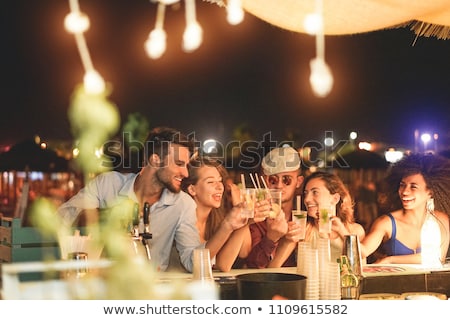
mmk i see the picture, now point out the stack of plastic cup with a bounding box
[297,241,320,300]
[321,261,341,300]
[318,237,331,299]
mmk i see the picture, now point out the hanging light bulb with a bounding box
[83,69,105,95]
[64,11,90,34]
[303,13,322,35]
[145,29,167,59]
[183,22,203,52]
[183,0,203,52]
[226,0,244,25]
[145,3,167,59]
[309,57,333,98]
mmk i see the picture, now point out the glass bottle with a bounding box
[339,255,360,299]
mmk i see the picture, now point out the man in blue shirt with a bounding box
[57,127,201,272]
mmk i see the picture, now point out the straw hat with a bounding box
[261,146,301,175]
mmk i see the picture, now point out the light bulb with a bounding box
[64,11,90,34]
[83,69,105,94]
[182,22,203,52]
[303,13,322,35]
[227,0,244,25]
[145,29,167,59]
[309,57,333,98]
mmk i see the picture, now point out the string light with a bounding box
[65,0,105,95]
[145,0,242,59]
[226,0,244,25]
[182,0,203,52]
[308,0,333,98]
[144,3,167,59]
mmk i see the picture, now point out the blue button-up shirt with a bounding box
[57,171,201,272]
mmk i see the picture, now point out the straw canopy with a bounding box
[240,0,450,39]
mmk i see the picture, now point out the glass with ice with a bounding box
[318,205,336,234]
[292,210,307,241]
[239,188,256,218]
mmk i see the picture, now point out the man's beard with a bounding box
[155,167,181,193]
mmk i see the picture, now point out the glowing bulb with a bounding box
[303,13,322,35]
[227,0,244,25]
[309,57,333,97]
[83,69,105,94]
[182,22,203,52]
[64,11,90,34]
[145,29,167,59]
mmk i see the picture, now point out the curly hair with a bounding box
[383,153,450,214]
[301,170,356,225]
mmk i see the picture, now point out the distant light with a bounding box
[385,148,404,163]
[40,142,47,149]
[94,148,103,158]
[324,137,334,147]
[203,139,217,154]
[358,142,372,151]
[349,132,357,140]
[421,133,431,143]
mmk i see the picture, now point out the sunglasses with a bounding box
[268,175,294,186]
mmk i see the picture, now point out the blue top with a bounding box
[382,212,421,256]
[57,171,201,272]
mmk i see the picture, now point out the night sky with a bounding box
[2,0,450,151]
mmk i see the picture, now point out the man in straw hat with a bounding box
[245,146,304,268]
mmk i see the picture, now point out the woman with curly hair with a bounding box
[268,170,365,266]
[360,153,450,264]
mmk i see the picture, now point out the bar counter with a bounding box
[2,261,450,299]
[209,264,450,299]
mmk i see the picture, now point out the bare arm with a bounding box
[360,215,390,259]
[267,237,297,268]
[215,226,251,272]
[374,253,421,264]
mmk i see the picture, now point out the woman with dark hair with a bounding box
[360,153,450,264]
[268,170,365,266]
[182,156,251,271]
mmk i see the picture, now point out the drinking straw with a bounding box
[297,195,301,210]
[259,175,269,190]
[249,173,258,190]
[240,173,246,189]
[254,173,262,189]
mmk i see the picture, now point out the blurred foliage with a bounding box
[122,112,150,147]
[68,84,120,175]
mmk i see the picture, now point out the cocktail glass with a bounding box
[268,189,282,219]
[239,188,256,218]
[318,205,336,234]
[292,210,307,241]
